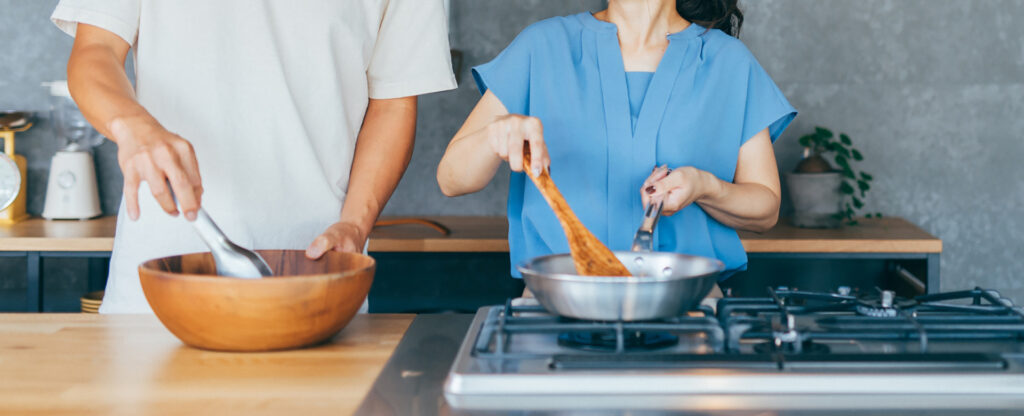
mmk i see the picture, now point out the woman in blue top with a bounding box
[438,0,796,288]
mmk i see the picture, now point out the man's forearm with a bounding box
[68,24,155,140]
[339,96,418,236]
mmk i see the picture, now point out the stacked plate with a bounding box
[81,290,104,313]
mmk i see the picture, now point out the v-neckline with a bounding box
[582,12,703,141]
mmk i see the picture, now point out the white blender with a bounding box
[42,81,103,220]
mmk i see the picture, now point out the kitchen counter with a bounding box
[0,313,414,416]
[1,216,944,312]
[0,216,941,253]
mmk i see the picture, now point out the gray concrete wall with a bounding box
[2,0,1023,304]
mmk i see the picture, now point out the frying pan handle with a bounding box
[640,197,663,234]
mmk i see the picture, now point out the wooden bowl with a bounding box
[139,250,374,352]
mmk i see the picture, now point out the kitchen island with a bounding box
[4,312,1022,416]
[0,313,413,416]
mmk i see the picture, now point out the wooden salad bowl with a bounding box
[139,249,374,352]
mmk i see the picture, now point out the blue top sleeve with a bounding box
[472,30,534,114]
[740,54,797,144]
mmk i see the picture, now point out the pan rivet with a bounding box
[661,266,673,277]
[634,257,644,266]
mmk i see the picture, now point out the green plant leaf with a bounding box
[865,213,874,218]
[835,155,849,167]
[840,181,855,194]
[799,135,812,148]
[843,168,855,179]
[840,133,852,145]
[876,212,883,218]
[851,149,863,161]
[847,220,859,226]
[815,127,834,139]
[860,172,873,181]
[857,181,870,192]
[853,197,863,208]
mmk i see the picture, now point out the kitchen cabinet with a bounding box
[0,216,941,312]
[0,313,413,415]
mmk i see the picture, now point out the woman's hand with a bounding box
[642,166,719,216]
[485,114,550,177]
[109,117,203,221]
[305,221,367,259]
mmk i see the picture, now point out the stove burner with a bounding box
[855,290,917,318]
[558,331,679,352]
[753,339,831,354]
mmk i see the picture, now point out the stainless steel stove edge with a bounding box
[444,307,1024,399]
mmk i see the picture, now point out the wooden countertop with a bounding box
[0,216,117,252]
[0,215,940,254]
[0,313,414,416]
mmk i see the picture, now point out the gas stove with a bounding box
[444,287,1024,411]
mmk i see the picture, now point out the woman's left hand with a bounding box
[642,166,716,216]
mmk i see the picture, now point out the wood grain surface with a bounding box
[0,216,117,251]
[738,217,943,253]
[0,216,941,254]
[0,313,413,416]
[139,250,375,352]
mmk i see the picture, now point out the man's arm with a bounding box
[68,23,202,220]
[305,96,417,258]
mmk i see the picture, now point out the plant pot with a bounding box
[785,171,843,229]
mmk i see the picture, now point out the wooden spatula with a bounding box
[523,144,632,276]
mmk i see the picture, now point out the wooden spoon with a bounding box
[523,144,632,276]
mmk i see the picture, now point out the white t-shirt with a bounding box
[52,0,457,313]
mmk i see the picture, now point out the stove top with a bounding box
[444,287,1024,410]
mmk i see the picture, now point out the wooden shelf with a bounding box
[0,215,941,254]
[0,313,413,416]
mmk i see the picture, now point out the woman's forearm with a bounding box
[696,170,780,233]
[437,125,503,196]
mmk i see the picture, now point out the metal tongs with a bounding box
[190,208,274,278]
[169,181,273,278]
[631,166,670,252]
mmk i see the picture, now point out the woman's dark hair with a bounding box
[676,0,744,37]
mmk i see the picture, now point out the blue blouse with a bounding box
[626,72,654,133]
[473,13,797,279]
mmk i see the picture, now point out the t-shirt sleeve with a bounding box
[741,54,797,144]
[471,28,534,115]
[367,0,458,99]
[51,0,140,45]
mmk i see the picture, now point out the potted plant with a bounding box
[785,127,880,228]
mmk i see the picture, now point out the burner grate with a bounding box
[471,300,725,360]
[717,287,1024,353]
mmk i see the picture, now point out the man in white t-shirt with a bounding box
[51,1,457,313]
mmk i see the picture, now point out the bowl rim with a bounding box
[517,251,724,283]
[138,250,376,281]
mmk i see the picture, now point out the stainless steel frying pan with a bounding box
[518,251,724,321]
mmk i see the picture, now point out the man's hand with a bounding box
[305,221,368,259]
[110,117,203,221]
